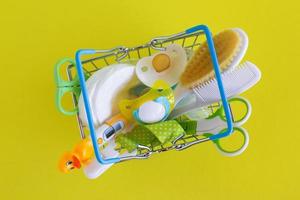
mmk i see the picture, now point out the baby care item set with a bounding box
[54,25,261,179]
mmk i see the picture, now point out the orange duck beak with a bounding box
[58,152,81,173]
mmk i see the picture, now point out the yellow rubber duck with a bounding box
[58,138,94,173]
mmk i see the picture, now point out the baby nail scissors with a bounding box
[197,96,251,132]
[54,58,90,115]
[200,126,249,157]
[196,96,251,156]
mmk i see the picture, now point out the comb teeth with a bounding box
[195,61,247,89]
[192,61,261,107]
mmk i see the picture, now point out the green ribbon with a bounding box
[116,120,185,152]
[176,120,198,135]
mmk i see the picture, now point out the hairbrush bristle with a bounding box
[180,29,242,88]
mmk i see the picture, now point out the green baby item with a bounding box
[176,117,250,157]
[116,120,185,152]
[176,120,198,135]
[54,58,90,115]
[119,80,175,122]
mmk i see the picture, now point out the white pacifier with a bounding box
[136,44,187,87]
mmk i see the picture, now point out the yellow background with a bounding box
[1,0,299,199]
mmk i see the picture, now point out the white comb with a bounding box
[169,61,261,119]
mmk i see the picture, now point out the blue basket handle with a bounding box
[75,25,233,164]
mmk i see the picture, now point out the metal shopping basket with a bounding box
[56,25,240,165]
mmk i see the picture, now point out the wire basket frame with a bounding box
[67,25,234,163]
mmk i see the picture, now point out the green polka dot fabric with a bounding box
[116,120,185,152]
